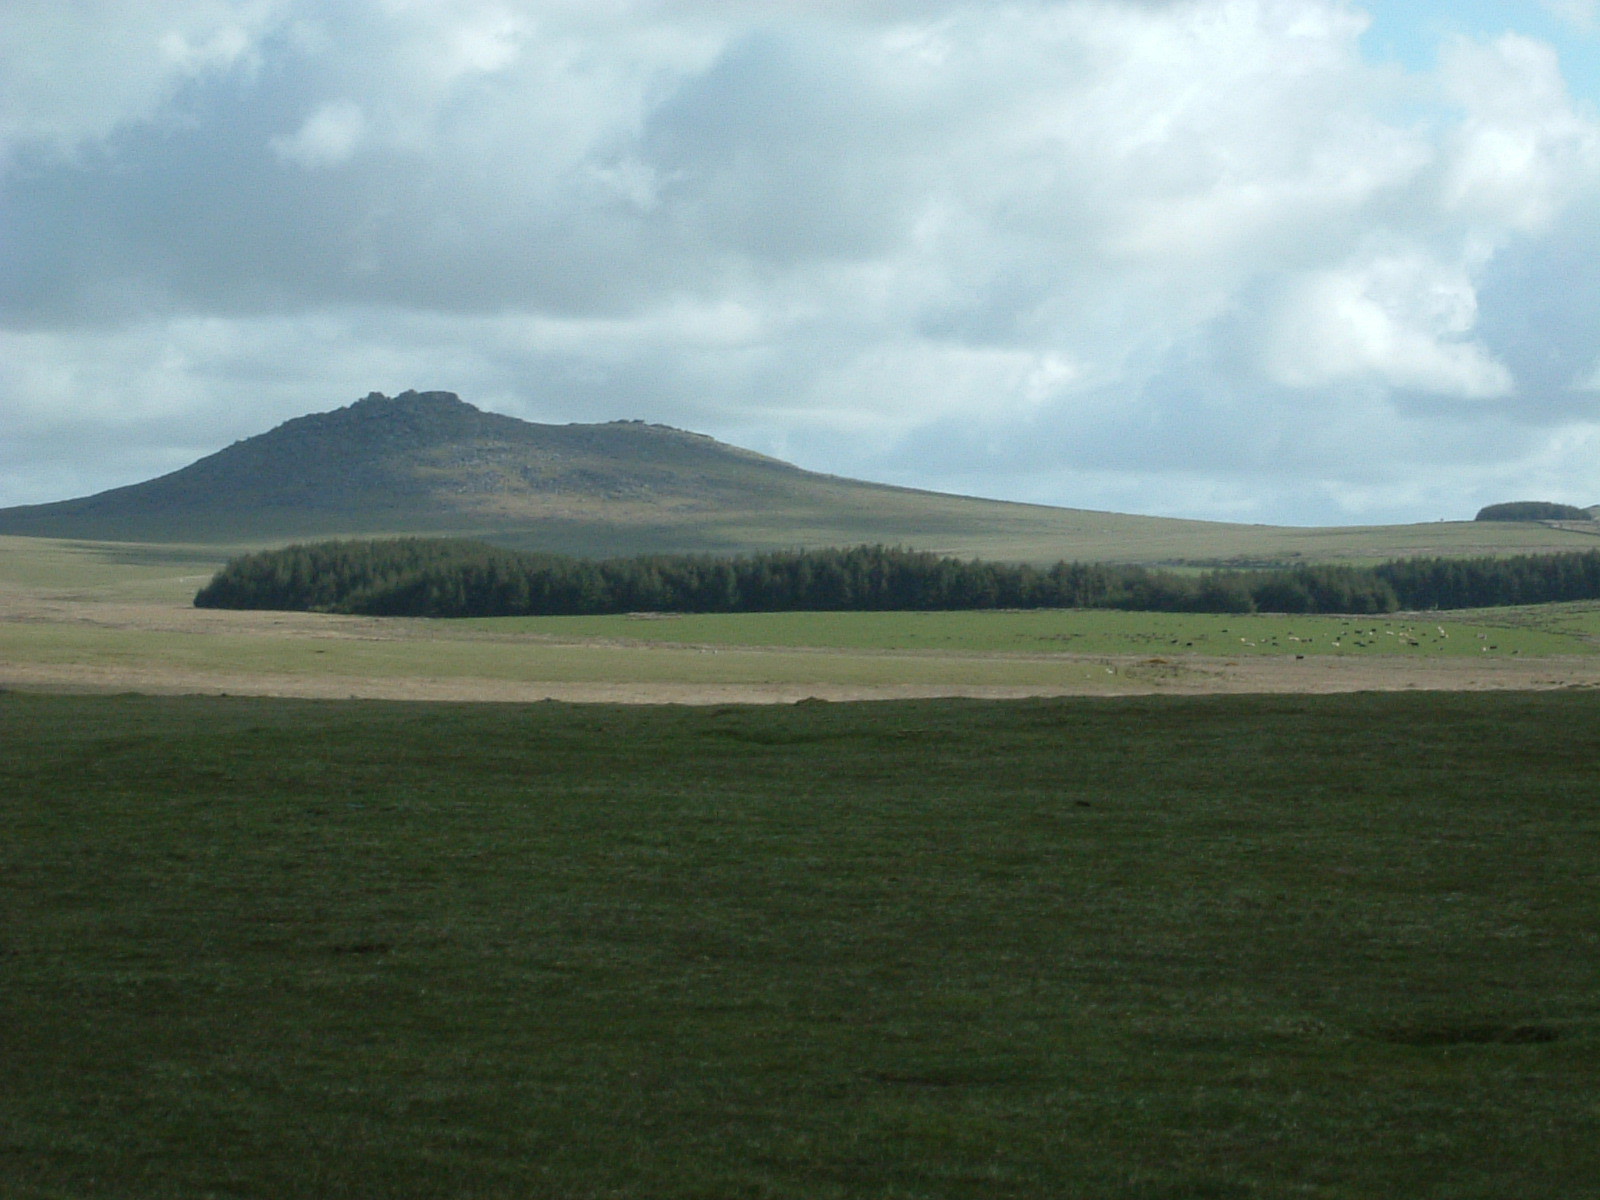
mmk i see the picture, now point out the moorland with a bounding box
[4,389,1600,563]
[6,533,1600,701]
[5,390,1600,1197]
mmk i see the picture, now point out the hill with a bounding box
[5,390,1600,564]
[1475,501,1594,522]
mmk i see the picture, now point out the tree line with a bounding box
[192,538,1600,617]
[1475,501,1592,522]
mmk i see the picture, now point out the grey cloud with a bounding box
[1473,190,1600,417]
[641,27,930,264]
[1,78,671,324]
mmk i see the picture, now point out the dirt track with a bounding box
[4,591,1599,703]
[5,656,1600,704]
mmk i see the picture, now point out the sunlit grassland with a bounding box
[6,536,1600,696]
[466,607,1600,660]
[4,690,1599,1199]
[4,603,1595,695]
[0,618,1123,689]
[0,535,227,601]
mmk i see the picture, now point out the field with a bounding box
[6,690,1600,1198]
[7,531,1600,1196]
[7,535,1600,701]
[0,536,225,600]
[466,606,1600,659]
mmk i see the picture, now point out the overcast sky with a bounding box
[4,0,1599,525]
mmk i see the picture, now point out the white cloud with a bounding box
[4,0,1600,521]
[423,5,529,78]
[1541,0,1598,33]
[272,101,367,167]
[1265,252,1514,399]
[1438,34,1600,232]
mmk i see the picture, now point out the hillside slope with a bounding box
[1,392,809,542]
[5,391,1600,563]
[0,390,1227,558]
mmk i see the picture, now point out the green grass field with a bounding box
[8,535,1600,698]
[5,691,1599,1198]
[0,535,226,602]
[0,618,1132,690]
[467,607,1600,660]
[6,595,1596,697]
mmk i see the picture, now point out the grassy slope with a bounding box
[4,393,1600,563]
[0,536,227,601]
[4,691,1599,1199]
[9,501,1600,566]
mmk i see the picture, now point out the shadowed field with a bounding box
[4,690,1599,1198]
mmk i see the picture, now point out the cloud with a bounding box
[4,0,1600,523]
[0,0,284,162]
[1438,33,1600,231]
[1542,0,1598,33]
[1263,252,1514,399]
[271,100,366,167]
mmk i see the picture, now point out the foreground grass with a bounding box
[4,691,1599,1198]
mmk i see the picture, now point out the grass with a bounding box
[6,389,1596,567]
[5,604,1594,697]
[0,535,226,602]
[8,459,1600,565]
[492,507,1600,566]
[0,618,1128,689]
[465,607,1600,659]
[6,536,1600,699]
[4,690,1599,1198]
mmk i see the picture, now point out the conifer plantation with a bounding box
[195,538,1600,618]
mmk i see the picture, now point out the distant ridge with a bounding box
[9,391,1600,564]
[0,390,1160,557]
[0,391,828,540]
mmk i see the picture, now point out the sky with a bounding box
[3,0,1599,526]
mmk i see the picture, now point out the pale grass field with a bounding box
[4,534,1600,702]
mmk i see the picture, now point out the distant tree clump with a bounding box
[198,538,1600,618]
[1474,501,1592,522]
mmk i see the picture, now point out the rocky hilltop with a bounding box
[0,391,1077,554]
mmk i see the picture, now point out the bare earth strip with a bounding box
[4,657,1599,704]
[4,592,1599,703]
[0,660,1099,704]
